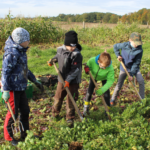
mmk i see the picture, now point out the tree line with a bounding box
[48,8,150,25]
[49,12,121,23]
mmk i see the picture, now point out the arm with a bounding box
[114,43,125,57]
[130,51,143,77]
[2,53,18,91]
[65,53,82,83]
[47,53,58,66]
[99,68,115,94]
[86,58,92,69]
[27,70,36,83]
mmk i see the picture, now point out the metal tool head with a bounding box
[11,121,24,139]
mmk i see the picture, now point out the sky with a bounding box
[0,0,149,18]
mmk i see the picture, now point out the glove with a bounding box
[83,101,90,116]
[2,91,10,102]
[47,59,53,67]
[84,66,90,74]
[47,59,57,67]
[34,80,44,93]
[96,89,103,96]
[64,81,69,88]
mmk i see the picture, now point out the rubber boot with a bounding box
[83,92,91,117]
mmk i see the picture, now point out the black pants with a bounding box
[4,91,30,141]
[85,78,110,106]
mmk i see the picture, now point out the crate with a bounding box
[0,91,5,104]
[25,82,33,99]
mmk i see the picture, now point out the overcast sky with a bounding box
[0,0,149,18]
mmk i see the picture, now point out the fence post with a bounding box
[83,21,85,29]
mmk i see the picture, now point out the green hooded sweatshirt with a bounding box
[87,54,115,94]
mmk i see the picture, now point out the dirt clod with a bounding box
[68,141,83,150]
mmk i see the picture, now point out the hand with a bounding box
[64,81,69,88]
[34,80,44,93]
[128,76,133,82]
[117,56,122,62]
[2,91,10,102]
[84,66,90,74]
[96,89,103,96]
[47,59,53,67]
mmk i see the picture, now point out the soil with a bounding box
[68,141,83,150]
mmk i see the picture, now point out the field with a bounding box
[54,22,150,30]
[0,19,150,149]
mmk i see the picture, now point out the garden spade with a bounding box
[120,61,142,100]
[83,63,111,121]
[53,62,83,121]
[6,101,24,138]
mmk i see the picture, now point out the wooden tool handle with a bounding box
[53,62,83,121]
[7,102,16,122]
[89,71,111,121]
[120,61,142,100]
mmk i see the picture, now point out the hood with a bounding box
[4,36,28,52]
[95,54,112,67]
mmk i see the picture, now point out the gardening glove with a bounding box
[47,59,57,67]
[96,89,103,96]
[47,59,53,66]
[84,66,90,74]
[2,91,10,102]
[34,80,44,93]
[83,101,90,116]
[64,81,69,88]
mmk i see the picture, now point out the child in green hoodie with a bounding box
[83,52,115,116]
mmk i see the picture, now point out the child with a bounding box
[48,31,82,125]
[83,52,115,116]
[110,32,144,105]
[1,27,44,146]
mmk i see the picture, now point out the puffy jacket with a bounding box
[52,44,83,84]
[1,36,36,91]
[114,41,143,76]
[87,54,115,94]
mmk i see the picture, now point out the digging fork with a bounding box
[6,101,24,136]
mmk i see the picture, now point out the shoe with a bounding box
[67,119,74,127]
[21,132,27,140]
[67,119,73,124]
[110,100,115,106]
[11,139,19,146]
[83,106,90,117]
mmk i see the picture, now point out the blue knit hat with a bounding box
[12,27,30,45]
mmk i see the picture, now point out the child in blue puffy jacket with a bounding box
[1,27,44,146]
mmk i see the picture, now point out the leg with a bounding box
[83,78,96,116]
[4,91,19,141]
[111,71,127,103]
[136,71,145,99]
[52,82,67,117]
[102,80,110,107]
[19,91,30,139]
[66,84,79,120]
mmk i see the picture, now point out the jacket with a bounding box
[1,36,36,91]
[114,41,143,76]
[87,54,115,94]
[52,44,82,84]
